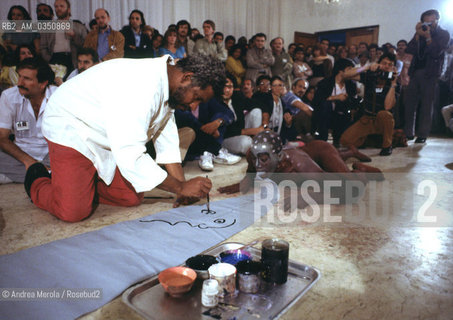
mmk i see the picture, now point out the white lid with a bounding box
[202,279,219,294]
[208,263,236,277]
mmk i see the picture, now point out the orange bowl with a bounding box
[158,266,197,297]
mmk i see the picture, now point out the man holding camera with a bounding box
[340,53,398,156]
[404,9,450,143]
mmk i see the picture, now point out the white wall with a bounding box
[279,0,453,45]
[1,0,451,47]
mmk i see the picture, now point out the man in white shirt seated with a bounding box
[0,57,57,184]
[66,48,99,80]
[25,54,225,222]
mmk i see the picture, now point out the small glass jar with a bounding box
[201,279,219,307]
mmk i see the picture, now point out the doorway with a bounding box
[294,25,379,47]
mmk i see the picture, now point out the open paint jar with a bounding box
[208,263,237,299]
[185,255,219,279]
[219,249,252,265]
[236,260,263,293]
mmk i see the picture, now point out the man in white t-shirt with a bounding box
[25,54,226,222]
[0,58,56,183]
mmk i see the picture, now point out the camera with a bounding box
[375,70,395,80]
[422,21,432,31]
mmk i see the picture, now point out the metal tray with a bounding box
[122,242,320,320]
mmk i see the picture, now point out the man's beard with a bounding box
[168,84,191,110]
[57,10,69,19]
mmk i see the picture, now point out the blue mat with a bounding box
[0,194,264,320]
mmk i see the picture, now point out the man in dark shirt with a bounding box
[404,9,450,143]
[340,53,398,155]
[312,58,358,146]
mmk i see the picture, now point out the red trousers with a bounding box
[31,141,144,222]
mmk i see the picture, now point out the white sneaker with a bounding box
[0,173,13,184]
[199,151,214,171]
[213,148,241,165]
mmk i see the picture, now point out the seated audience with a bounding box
[0,58,56,183]
[263,76,296,142]
[288,43,297,59]
[336,46,348,60]
[40,0,87,78]
[84,8,125,61]
[357,42,369,57]
[225,45,246,86]
[190,28,200,40]
[151,33,163,57]
[313,58,359,146]
[174,89,241,171]
[214,32,224,44]
[120,10,153,58]
[241,78,254,99]
[176,20,194,55]
[348,44,359,64]
[0,44,35,90]
[270,37,293,88]
[292,47,312,80]
[66,48,99,80]
[308,44,333,87]
[3,5,40,54]
[222,74,264,155]
[305,46,314,60]
[246,33,275,84]
[193,20,227,61]
[282,78,313,137]
[1,44,67,87]
[224,35,236,52]
[302,85,316,105]
[158,27,186,59]
[237,36,248,49]
[376,46,384,61]
[320,39,335,66]
[143,25,154,40]
[89,19,97,31]
[36,3,54,21]
[252,75,273,117]
[368,43,379,63]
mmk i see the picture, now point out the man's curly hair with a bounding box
[176,54,226,97]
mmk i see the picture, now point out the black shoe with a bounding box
[415,137,426,143]
[406,136,414,140]
[379,146,392,156]
[24,162,51,198]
